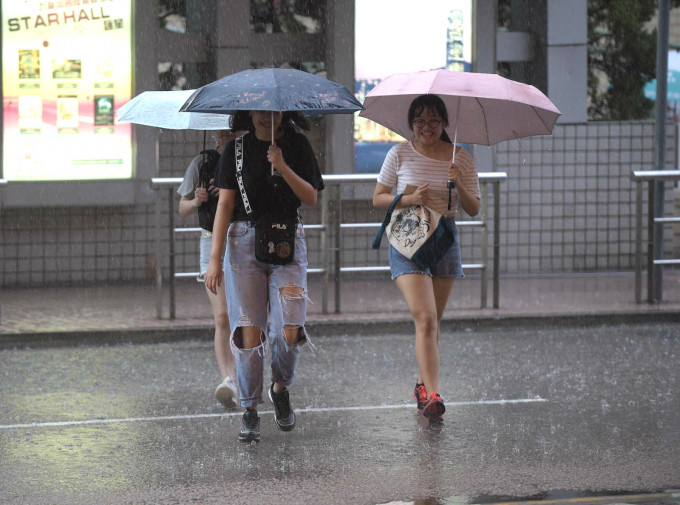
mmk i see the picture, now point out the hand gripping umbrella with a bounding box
[180,67,364,174]
[359,69,561,208]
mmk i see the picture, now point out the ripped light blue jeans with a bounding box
[225,221,309,408]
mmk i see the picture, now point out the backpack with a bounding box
[197,149,221,232]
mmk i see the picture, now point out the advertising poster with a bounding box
[354,0,473,172]
[2,0,133,181]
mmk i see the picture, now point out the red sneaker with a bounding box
[422,392,445,418]
[413,383,428,412]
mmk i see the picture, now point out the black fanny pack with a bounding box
[254,214,297,265]
[235,134,296,265]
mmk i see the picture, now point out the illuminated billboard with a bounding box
[2,0,133,181]
[354,0,473,172]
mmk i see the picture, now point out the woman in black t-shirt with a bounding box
[205,110,324,443]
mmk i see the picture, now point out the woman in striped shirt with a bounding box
[372,94,480,419]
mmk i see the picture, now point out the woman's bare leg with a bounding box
[395,274,440,395]
[432,277,455,345]
[411,277,455,385]
[204,283,235,379]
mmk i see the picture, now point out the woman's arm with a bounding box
[178,187,209,217]
[204,188,236,294]
[449,152,480,217]
[455,177,480,216]
[373,182,430,210]
[373,183,396,209]
[267,144,317,206]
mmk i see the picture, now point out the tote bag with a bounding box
[372,194,454,269]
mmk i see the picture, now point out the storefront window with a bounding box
[251,0,324,34]
[159,0,186,33]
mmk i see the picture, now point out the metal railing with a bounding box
[632,170,680,303]
[151,172,506,318]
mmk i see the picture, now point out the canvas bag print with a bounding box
[373,188,455,269]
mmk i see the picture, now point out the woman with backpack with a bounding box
[178,129,240,408]
[204,110,323,443]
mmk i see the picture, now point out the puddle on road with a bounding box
[377,489,680,505]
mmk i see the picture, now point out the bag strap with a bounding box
[371,194,403,249]
[234,134,252,216]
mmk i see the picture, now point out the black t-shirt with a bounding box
[216,130,324,222]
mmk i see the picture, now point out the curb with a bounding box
[1,310,679,349]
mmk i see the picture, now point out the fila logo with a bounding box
[272,223,287,230]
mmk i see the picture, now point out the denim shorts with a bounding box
[388,217,464,280]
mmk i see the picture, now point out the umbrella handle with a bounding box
[271,112,275,176]
[448,139,456,192]
[447,180,455,211]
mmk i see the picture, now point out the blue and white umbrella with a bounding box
[116,89,231,130]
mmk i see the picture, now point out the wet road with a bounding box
[1,322,678,505]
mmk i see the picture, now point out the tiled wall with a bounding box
[0,120,677,287]
[496,121,677,272]
[0,205,158,286]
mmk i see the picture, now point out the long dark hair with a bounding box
[229,110,311,134]
[407,94,452,143]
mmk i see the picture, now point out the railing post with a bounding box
[647,181,655,303]
[634,179,642,303]
[154,187,163,319]
[493,179,501,309]
[480,181,489,308]
[320,187,329,314]
[168,187,176,319]
[333,184,342,314]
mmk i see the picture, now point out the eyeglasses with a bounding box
[413,118,443,129]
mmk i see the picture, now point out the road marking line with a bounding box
[472,492,671,505]
[0,397,546,430]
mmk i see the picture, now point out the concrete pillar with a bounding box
[134,0,161,201]
[472,0,497,171]
[324,0,356,174]
[473,0,497,73]
[546,0,587,123]
[214,0,251,76]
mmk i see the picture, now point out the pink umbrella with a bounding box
[359,68,561,208]
[359,69,561,146]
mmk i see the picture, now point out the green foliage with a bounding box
[588,0,680,120]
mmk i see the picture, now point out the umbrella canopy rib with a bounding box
[473,97,490,145]
[531,105,554,136]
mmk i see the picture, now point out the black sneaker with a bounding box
[268,383,296,432]
[239,409,260,442]
[413,383,428,412]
